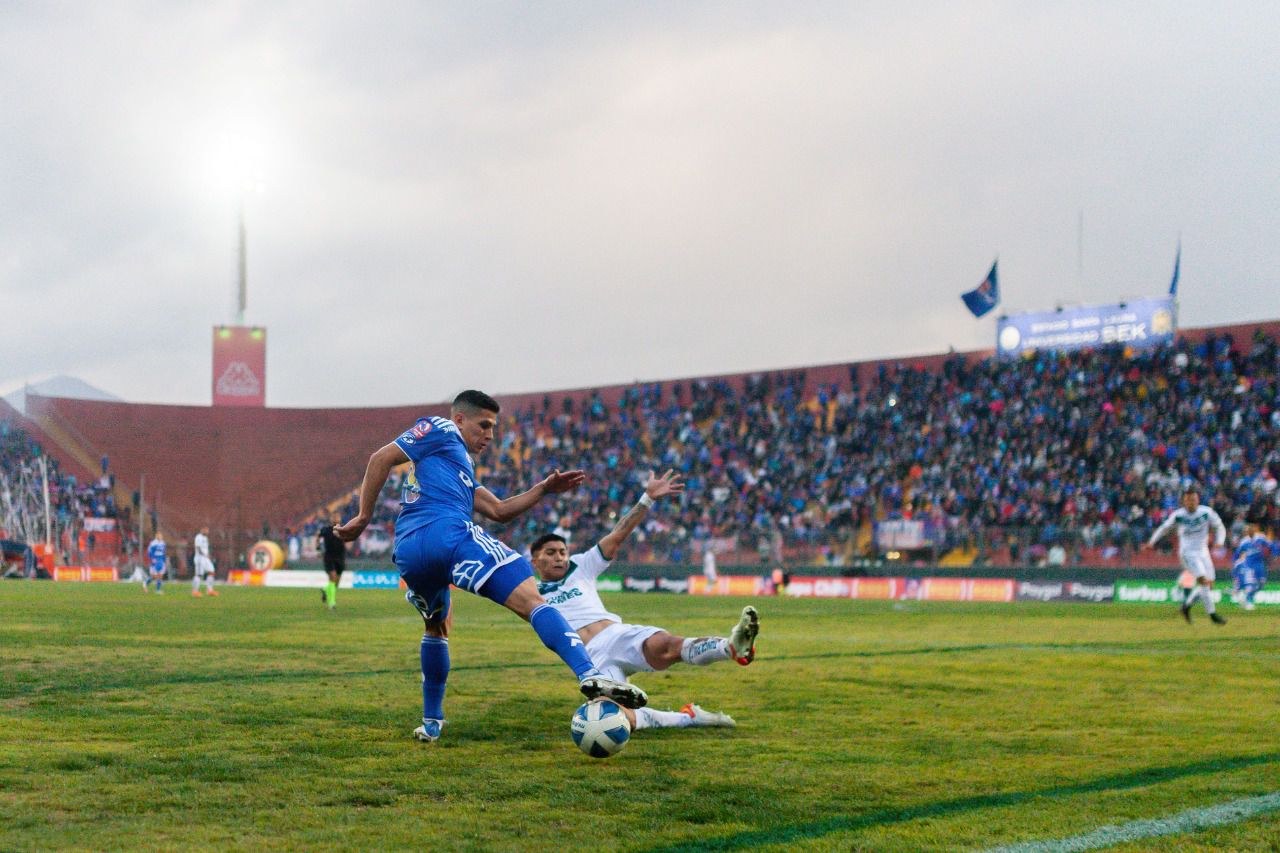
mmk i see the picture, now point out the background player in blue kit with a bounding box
[1232,523,1274,610]
[143,532,167,594]
[335,389,647,742]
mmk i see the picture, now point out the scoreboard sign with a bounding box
[997,297,1175,357]
[212,325,266,406]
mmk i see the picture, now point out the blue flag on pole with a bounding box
[961,260,999,317]
[1168,242,1181,296]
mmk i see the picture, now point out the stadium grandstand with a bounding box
[2,319,1278,577]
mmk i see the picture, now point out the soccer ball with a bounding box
[571,698,631,758]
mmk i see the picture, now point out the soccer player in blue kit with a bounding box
[335,390,647,742]
[1232,523,1274,610]
[143,532,167,594]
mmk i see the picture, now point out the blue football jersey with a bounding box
[1233,534,1273,573]
[147,539,166,566]
[393,416,478,539]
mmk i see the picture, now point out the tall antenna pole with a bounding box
[1076,209,1084,298]
[236,198,247,325]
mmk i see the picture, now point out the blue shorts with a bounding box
[1235,566,1262,588]
[394,518,533,623]
[149,564,165,576]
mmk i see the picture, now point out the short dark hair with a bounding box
[530,533,567,555]
[1183,485,1200,497]
[452,389,500,415]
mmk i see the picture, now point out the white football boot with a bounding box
[681,703,736,728]
[412,719,444,742]
[728,605,759,665]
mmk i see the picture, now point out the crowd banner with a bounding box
[1017,581,1117,603]
[620,576,691,593]
[1114,579,1198,604]
[875,520,929,550]
[1116,579,1278,606]
[351,570,403,590]
[262,569,330,588]
[784,576,1016,602]
[688,576,768,596]
[53,566,119,582]
[82,518,116,533]
[1066,582,1116,603]
[997,296,1175,357]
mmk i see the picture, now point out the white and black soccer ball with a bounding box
[571,698,631,758]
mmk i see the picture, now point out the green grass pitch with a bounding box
[2,583,1278,852]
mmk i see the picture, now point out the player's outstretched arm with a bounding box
[1143,512,1177,549]
[335,442,408,541]
[474,469,586,523]
[1209,508,1227,547]
[598,470,684,560]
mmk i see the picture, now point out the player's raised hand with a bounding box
[542,469,587,494]
[333,515,369,542]
[645,469,685,500]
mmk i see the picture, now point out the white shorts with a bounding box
[195,556,215,577]
[1180,549,1215,582]
[584,622,664,682]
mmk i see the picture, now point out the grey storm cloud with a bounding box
[2,1,1278,406]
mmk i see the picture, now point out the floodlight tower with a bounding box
[236,197,248,324]
[211,143,267,409]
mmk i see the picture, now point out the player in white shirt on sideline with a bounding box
[530,470,759,733]
[1142,486,1227,624]
[191,527,218,597]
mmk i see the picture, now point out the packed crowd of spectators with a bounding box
[334,330,1279,567]
[0,419,135,564]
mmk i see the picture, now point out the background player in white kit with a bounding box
[1142,486,1227,624]
[530,470,759,733]
[191,527,217,597]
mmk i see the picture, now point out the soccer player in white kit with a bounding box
[191,526,218,597]
[1143,487,1227,624]
[530,470,759,733]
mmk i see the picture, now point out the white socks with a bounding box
[680,637,732,666]
[1184,585,1216,613]
[633,707,692,730]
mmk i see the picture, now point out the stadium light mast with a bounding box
[236,197,247,325]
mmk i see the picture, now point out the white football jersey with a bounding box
[1148,505,1226,552]
[537,545,620,630]
[194,533,210,558]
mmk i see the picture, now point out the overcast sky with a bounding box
[3,2,1278,407]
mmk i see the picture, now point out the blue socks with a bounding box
[418,608,599,725]
[420,636,449,722]
[529,604,599,680]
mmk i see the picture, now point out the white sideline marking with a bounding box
[985,792,1280,853]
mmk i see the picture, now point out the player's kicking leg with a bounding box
[453,523,648,709]
[640,605,760,671]
[497,574,647,709]
[1181,554,1225,625]
[621,703,736,733]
